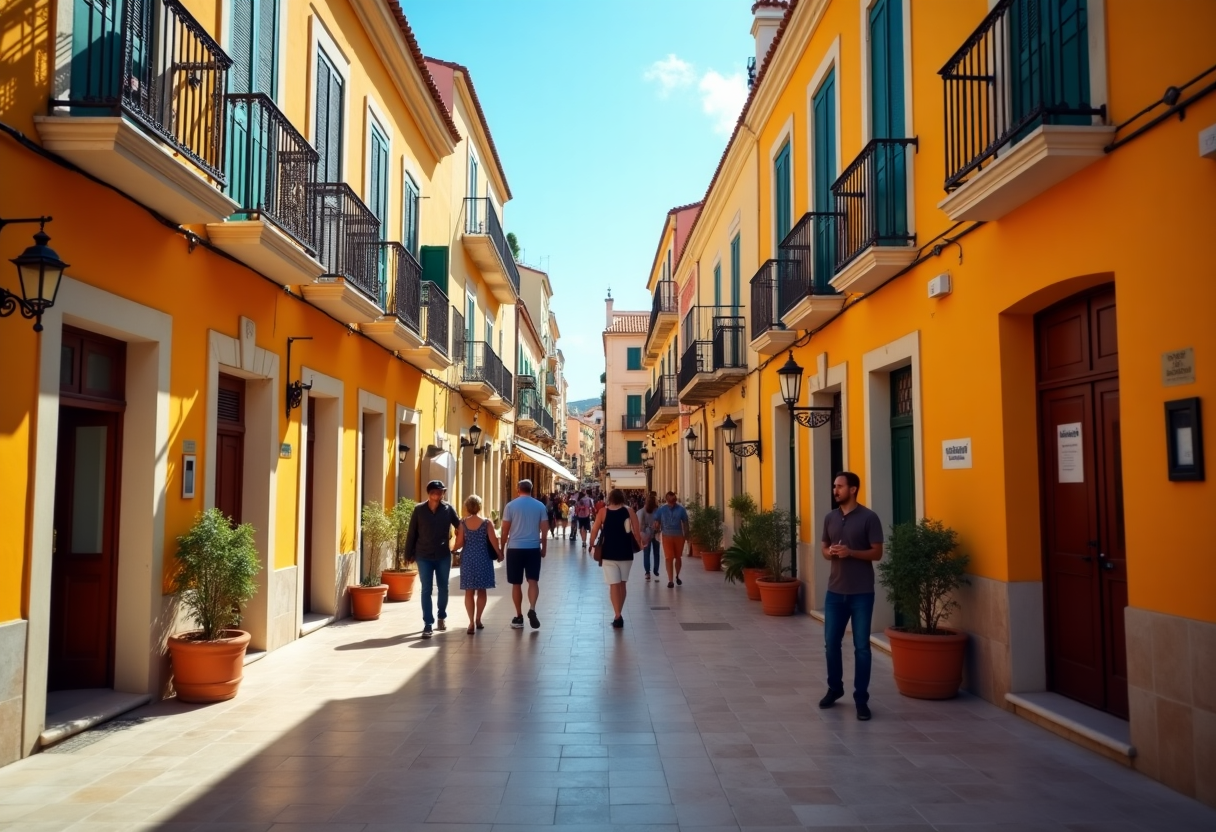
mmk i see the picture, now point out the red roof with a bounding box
[384,2,461,145]
[605,314,649,334]
[425,57,513,200]
[751,0,789,11]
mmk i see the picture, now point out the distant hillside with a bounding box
[566,398,600,416]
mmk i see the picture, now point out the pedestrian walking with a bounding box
[637,492,661,581]
[557,496,570,539]
[589,488,643,628]
[403,480,460,638]
[454,494,502,634]
[500,478,549,630]
[654,491,690,588]
[574,491,594,550]
[819,471,885,721]
[547,494,558,539]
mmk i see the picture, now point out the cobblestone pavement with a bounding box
[1,540,1213,831]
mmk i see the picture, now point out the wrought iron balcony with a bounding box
[778,212,839,311]
[224,93,318,253]
[645,374,679,428]
[832,138,918,272]
[940,0,1106,192]
[421,281,450,357]
[749,259,789,341]
[622,414,645,430]
[644,279,678,360]
[462,197,520,300]
[540,406,555,438]
[384,242,421,335]
[677,306,746,404]
[517,387,541,428]
[460,341,512,403]
[310,182,383,302]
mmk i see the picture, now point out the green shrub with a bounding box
[751,507,796,583]
[877,519,970,634]
[722,520,765,584]
[360,501,393,587]
[388,498,418,571]
[171,508,260,641]
[691,503,725,551]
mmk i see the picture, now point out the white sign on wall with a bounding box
[1057,422,1084,483]
[942,438,972,469]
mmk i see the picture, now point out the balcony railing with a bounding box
[541,407,555,437]
[778,212,839,312]
[832,138,918,270]
[940,0,1105,191]
[52,0,232,182]
[677,306,746,389]
[224,93,318,252]
[464,197,520,294]
[545,370,556,389]
[461,341,512,401]
[749,259,790,340]
[647,279,677,342]
[518,387,541,422]
[645,374,678,424]
[420,281,450,357]
[311,182,382,301]
[622,414,645,430]
[383,242,421,335]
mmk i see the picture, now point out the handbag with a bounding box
[592,531,604,565]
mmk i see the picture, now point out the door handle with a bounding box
[1101,561,1115,571]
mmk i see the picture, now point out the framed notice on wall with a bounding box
[1165,397,1204,482]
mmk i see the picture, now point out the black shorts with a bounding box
[576,516,591,530]
[506,548,542,584]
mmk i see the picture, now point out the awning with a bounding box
[515,439,577,484]
[606,468,647,488]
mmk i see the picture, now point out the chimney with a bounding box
[751,1,787,67]
[605,289,614,329]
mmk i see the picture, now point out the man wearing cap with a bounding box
[499,479,549,629]
[404,480,460,638]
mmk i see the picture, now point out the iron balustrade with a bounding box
[52,0,232,183]
[451,307,465,361]
[541,407,555,437]
[461,341,511,401]
[778,212,840,312]
[646,279,677,342]
[940,0,1104,191]
[678,306,745,391]
[645,374,678,424]
[464,197,521,294]
[678,339,713,392]
[832,138,918,270]
[382,242,421,335]
[310,182,382,302]
[420,281,450,357]
[622,414,645,430]
[225,93,317,252]
[749,259,791,339]
[518,387,541,422]
[545,370,556,389]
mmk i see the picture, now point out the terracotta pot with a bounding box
[351,584,388,620]
[382,569,417,602]
[885,627,968,699]
[167,629,251,704]
[701,550,723,571]
[688,541,702,558]
[756,577,801,616]
[741,567,766,601]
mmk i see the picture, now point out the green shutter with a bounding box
[403,175,420,257]
[315,50,343,183]
[713,264,721,307]
[869,0,907,242]
[730,235,741,311]
[627,441,643,465]
[627,348,642,370]
[71,0,123,106]
[774,142,792,243]
[812,70,837,292]
[1011,0,1090,132]
[627,395,641,415]
[419,245,448,295]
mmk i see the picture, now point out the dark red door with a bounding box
[216,375,245,524]
[302,398,315,614]
[1037,287,1127,717]
[50,407,122,690]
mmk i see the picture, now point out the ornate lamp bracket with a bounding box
[792,407,835,429]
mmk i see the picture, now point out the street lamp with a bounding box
[1,217,69,332]
[684,427,712,464]
[722,414,761,471]
[776,352,834,583]
[398,444,410,464]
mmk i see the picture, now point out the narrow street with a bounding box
[0,545,1211,832]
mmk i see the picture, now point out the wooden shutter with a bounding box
[404,175,420,257]
[419,245,448,295]
[813,70,837,292]
[627,395,641,416]
[229,0,253,93]
[730,235,741,310]
[315,50,343,183]
[713,264,721,307]
[869,0,904,139]
[255,0,278,96]
[774,142,791,243]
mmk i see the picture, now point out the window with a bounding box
[812,70,837,290]
[627,395,642,414]
[627,440,643,465]
[403,173,420,257]
[314,49,343,183]
[369,121,390,304]
[713,263,721,307]
[730,234,741,315]
[774,140,792,244]
[869,0,908,238]
[467,153,479,230]
[230,0,278,96]
[419,245,448,294]
[627,347,642,370]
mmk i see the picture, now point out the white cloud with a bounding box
[698,69,748,135]
[644,54,696,97]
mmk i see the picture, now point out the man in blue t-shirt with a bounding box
[500,479,549,630]
[652,492,690,588]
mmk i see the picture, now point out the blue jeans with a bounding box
[416,555,451,627]
[824,590,875,704]
[642,539,661,574]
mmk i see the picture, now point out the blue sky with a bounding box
[402,0,756,401]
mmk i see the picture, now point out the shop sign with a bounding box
[1162,348,1195,387]
[1057,423,1083,483]
[942,438,972,469]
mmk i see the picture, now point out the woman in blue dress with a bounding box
[454,494,502,634]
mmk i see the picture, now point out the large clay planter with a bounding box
[351,584,388,620]
[741,567,766,601]
[756,577,801,616]
[382,569,417,602]
[688,541,702,558]
[167,629,251,704]
[701,550,723,571]
[885,627,968,699]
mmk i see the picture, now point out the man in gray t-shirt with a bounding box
[818,472,884,721]
[500,479,549,630]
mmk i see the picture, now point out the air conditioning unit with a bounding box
[928,273,952,299]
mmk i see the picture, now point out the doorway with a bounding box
[1036,286,1127,718]
[215,375,246,524]
[302,397,316,614]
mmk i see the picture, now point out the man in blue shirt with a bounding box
[653,491,690,589]
[500,479,549,629]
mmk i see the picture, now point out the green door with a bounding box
[226,0,278,213]
[70,0,122,107]
[890,367,915,527]
[812,70,837,293]
[369,123,390,305]
[1010,0,1091,134]
[869,0,907,243]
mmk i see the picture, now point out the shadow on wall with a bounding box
[0,0,57,124]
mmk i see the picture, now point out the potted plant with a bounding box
[753,508,800,616]
[728,493,757,527]
[722,516,766,600]
[696,504,725,571]
[382,498,418,601]
[166,508,260,703]
[352,502,391,620]
[877,519,970,699]
[684,497,703,557]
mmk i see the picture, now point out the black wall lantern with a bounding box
[285,336,314,418]
[684,427,713,464]
[1,217,68,332]
[460,415,489,455]
[398,443,410,465]
[722,414,761,471]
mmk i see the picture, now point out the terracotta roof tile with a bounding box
[384,2,462,145]
[751,0,789,11]
[605,314,649,334]
[424,57,513,200]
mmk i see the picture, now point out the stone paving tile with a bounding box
[0,546,1213,831]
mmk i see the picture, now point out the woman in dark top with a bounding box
[589,488,643,628]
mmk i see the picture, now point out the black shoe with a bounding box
[528,609,540,629]
[675,577,682,586]
[856,703,872,721]
[510,616,524,629]
[612,617,624,629]
[667,581,674,588]
[818,689,844,709]
[422,625,433,639]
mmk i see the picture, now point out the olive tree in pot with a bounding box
[382,498,418,601]
[166,508,260,703]
[877,519,970,699]
[694,504,725,571]
[352,502,391,620]
[753,507,801,615]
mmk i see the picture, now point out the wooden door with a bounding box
[50,407,121,690]
[890,368,915,527]
[216,375,245,524]
[1037,287,1126,716]
[302,398,315,614]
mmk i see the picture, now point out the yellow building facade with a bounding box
[0,0,536,764]
[651,0,1215,805]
